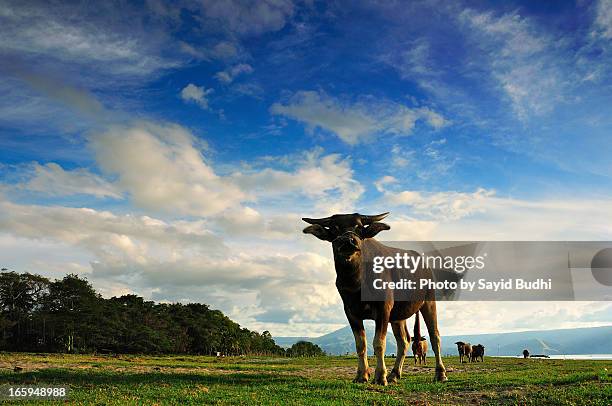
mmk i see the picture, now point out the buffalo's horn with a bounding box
[302,216,333,226]
[360,212,390,224]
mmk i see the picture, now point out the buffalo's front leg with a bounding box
[421,301,448,382]
[387,320,408,384]
[349,319,369,383]
[373,316,389,385]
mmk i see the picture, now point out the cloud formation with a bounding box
[0,1,179,79]
[381,187,495,221]
[87,121,366,218]
[91,121,245,216]
[199,0,295,35]
[19,163,121,199]
[232,149,364,212]
[593,0,612,39]
[180,84,214,109]
[459,8,565,120]
[215,63,254,83]
[271,90,446,145]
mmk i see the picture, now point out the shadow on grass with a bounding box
[1,369,305,387]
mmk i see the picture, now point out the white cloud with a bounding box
[180,83,214,109]
[19,162,120,199]
[382,188,496,221]
[232,149,364,212]
[0,74,104,135]
[0,2,178,78]
[380,38,443,94]
[271,90,447,145]
[435,196,612,240]
[439,301,612,336]
[11,71,106,118]
[215,63,253,83]
[212,41,241,59]
[180,40,249,63]
[212,207,301,239]
[375,188,612,240]
[199,0,295,35]
[390,144,413,168]
[0,200,226,265]
[91,121,245,216]
[86,121,365,220]
[374,175,397,192]
[380,216,439,241]
[459,8,565,120]
[593,0,612,39]
[385,140,455,180]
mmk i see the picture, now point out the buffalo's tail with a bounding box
[413,310,422,341]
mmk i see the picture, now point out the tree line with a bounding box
[0,271,324,357]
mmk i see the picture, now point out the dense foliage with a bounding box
[286,341,326,357]
[0,271,301,356]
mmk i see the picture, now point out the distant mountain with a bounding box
[275,325,612,356]
[272,336,311,348]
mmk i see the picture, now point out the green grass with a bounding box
[0,353,610,405]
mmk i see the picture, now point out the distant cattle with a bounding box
[455,341,472,363]
[471,344,485,362]
[411,312,428,365]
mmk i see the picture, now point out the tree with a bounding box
[42,274,102,352]
[0,271,50,350]
[0,270,286,356]
[287,341,325,357]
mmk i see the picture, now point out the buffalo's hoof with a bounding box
[374,369,388,386]
[435,370,448,382]
[353,370,370,383]
[387,368,401,384]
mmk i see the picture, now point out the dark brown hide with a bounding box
[471,344,485,362]
[455,341,473,363]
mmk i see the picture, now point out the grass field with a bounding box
[0,353,610,405]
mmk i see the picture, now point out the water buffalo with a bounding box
[455,341,472,363]
[302,212,447,384]
[471,344,485,362]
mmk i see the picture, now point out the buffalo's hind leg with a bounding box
[349,319,370,383]
[420,301,448,382]
[387,320,409,384]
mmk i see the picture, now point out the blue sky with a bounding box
[0,0,611,336]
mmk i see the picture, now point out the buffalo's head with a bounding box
[302,212,390,257]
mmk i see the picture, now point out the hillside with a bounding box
[275,325,612,356]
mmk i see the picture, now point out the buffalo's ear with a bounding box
[303,224,334,241]
[362,222,390,238]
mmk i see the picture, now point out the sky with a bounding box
[0,0,611,337]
